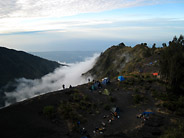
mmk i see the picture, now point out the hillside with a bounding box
[0,77,170,138]
[0,47,61,88]
[0,46,62,106]
[85,43,162,79]
[0,36,183,138]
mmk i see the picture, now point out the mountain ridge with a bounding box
[0,36,183,138]
[0,46,62,106]
[85,43,161,79]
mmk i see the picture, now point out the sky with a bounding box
[0,0,184,52]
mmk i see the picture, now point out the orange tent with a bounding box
[152,73,158,76]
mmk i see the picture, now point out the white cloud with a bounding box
[1,0,176,18]
[0,0,183,35]
[5,53,99,106]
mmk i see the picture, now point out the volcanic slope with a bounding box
[0,75,170,138]
[85,43,162,80]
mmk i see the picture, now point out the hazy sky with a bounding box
[0,0,183,52]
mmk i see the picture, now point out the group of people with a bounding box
[90,80,102,91]
[93,108,120,136]
[137,111,154,121]
[78,108,121,137]
[62,84,72,89]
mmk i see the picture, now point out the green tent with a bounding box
[102,89,110,95]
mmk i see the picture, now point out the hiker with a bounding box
[97,81,102,88]
[80,127,87,135]
[62,84,65,89]
[95,127,99,131]
[114,112,117,117]
[111,117,115,121]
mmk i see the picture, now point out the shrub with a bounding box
[43,105,55,118]
[134,88,139,92]
[160,120,184,138]
[133,94,145,104]
[104,104,110,110]
[109,96,116,103]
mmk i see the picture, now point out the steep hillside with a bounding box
[85,43,162,79]
[0,46,61,89]
[0,46,62,106]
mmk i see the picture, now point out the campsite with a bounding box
[0,35,184,138]
[0,73,172,138]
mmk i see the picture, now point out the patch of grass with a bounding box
[58,92,95,124]
[43,105,55,118]
[134,88,139,93]
[132,94,145,104]
[104,104,111,111]
[160,120,184,138]
[109,96,117,103]
[144,85,151,91]
[162,96,184,116]
[153,91,184,116]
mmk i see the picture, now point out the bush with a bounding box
[104,104,110,110]
[160,120,184,138]
[109,96,116,102]
[134,88,139,92]
[159,95,184,116]
[43,105,55,118]
[133,94,145,104]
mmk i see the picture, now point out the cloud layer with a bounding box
[0,0,183,34]
[5,53,99,106]
[0,0,178,18]
[0,0,183,51]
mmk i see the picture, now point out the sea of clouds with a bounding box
[5,53,99,106]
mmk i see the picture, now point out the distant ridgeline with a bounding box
[85,42,162,79]
[0,47,61,106]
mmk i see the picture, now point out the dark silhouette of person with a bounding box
[62,84,65,89]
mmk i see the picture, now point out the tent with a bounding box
[118,76,125,81]
[91,85,96,90]
[102,77,110,85]
[102,89,110,95]
[142,111,154,117]
[152,73,158,76]
[142,112,153,115]
[111,107,120,114]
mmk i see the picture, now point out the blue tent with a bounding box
[118,76,125,81]
[142,112,153,115]
[102,77,109,85]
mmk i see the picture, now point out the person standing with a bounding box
[62,84,65,89]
